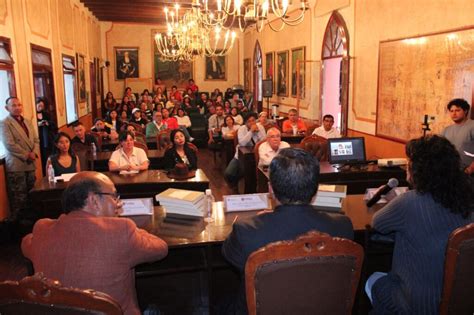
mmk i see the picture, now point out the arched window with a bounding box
[321,11,350,135]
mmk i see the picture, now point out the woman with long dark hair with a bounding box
[163,129,197,170]
[47,132,80,176]
[366,135,474,314]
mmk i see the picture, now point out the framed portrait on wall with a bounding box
[76,54,86,102]
[291,46,305,98]
[244,58,251,91]
[115,47,139,80]
[205,54,226,80]
[265,52,274,93]
[276,50,289,97]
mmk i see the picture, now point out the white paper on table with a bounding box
[464,151,474,157]
[169,190,194,199]
[120,198,153,216]
[119,170,139,175]
[54,173,78,182]
[224,193,269,212]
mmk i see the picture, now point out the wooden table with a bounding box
[281,133,305,144]
[101,137,158,151]
[254,161,408,194]
[30,169,210,219]
[88,149,165,171]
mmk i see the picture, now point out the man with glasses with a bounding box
[21,171,168,315]
[258,127,290,167]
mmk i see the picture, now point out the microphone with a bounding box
[366,178,399,207]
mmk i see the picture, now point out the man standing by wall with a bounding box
[0,97,39,223]
[441,98,474,174]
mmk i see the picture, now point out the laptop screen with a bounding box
[327,137,366,165]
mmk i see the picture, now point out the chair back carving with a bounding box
[0,273,122,315]
[439,223,474,315]
[187,142,198,153]
[115,141,149,155]
[157,130,172,151]
[253,139,266,169]
[127,122,144,133]
[300,135,328,161]
[71,143,90,171]
[245,231,364,315]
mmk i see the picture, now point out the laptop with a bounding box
[327,137,367,165]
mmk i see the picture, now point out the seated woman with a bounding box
[175,108,192,129]
[366,135,474,314]
[91,118,111,139]
[230,107,243,125]
[108,131,149,172]
[47,132,80,176]
[221,115,239,138]
[163,129,197,170]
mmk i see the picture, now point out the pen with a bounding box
[232,215,239,224]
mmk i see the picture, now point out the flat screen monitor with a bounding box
[327,137,367,165]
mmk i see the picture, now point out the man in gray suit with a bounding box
[0,97,39,222]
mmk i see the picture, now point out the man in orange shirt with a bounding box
[282,109,307,134]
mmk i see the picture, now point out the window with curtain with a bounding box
[0,39,17,158]
[62,55,78,124]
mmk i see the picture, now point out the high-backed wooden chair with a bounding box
[157,130,172,151]
[0,273,122,315]
[439,223,474,315]
[71,142,90,171]
[253,139,266,169]
[187,142,198,153]
[245,231,364,315]
[115,141,149,155]
[300,135,328,161]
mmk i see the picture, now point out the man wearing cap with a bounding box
[130,108,147,130]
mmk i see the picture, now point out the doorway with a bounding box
[31,45,57,174]
[321,12,349,135]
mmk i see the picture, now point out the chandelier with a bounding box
[191,0,309,32]
[155,4,237,61]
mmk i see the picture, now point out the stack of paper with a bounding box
[312,184,347,210]
[155,188,206,217]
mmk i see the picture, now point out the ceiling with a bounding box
[80,0,195,24]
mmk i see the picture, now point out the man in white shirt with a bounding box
[312,114,341,139]
[145,111,167,138]
[258,127,290,167]
[224,113,266,186]
[108,131,149,172]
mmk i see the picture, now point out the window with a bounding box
[62,55,78,124]
[0,39,16,158]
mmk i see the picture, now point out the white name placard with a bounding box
[224,193,270,212]
[120,198,153,216]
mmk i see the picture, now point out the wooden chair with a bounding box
[187,142,198,153]
[156,130,172,151]
[71,142,91,171]
[300,135,328,161]
[115,141,149,155]
[245,231,364,315]
[0,273,122,315]
[439,223,474,315]
[253,139,266,169]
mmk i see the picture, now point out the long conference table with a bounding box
[29,169,210,219]
[129,195,383,312]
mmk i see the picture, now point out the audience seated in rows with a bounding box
[145,111,167,138]
[108,131,149,172]
[47,132,80,176]
[222,148,354,314]
[221,115,240,138]
[130,108,147,130]
[312,114,341,139]
[365,135,474,314]
[105,109,123,134]
[21,171,168,315]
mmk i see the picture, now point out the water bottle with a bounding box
[47,164,55,183]
[204,189,215,223]
[91,142,97,158]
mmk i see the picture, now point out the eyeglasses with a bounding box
[96,192,120,202]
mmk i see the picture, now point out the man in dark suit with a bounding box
[21,171,168,315]
[222,148,354,314]
[0,97,39,222]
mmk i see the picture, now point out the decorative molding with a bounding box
[25,0,50,40]
[58,0,74,50]
[0,0,8,25]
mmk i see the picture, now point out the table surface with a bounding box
[129,195,380,248]
[31,169,210,192]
